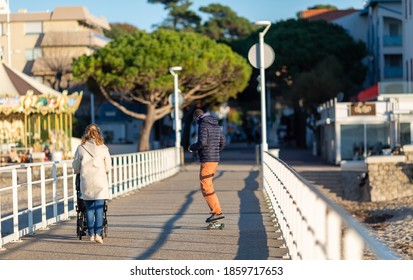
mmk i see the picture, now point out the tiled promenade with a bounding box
[0,143,288,260]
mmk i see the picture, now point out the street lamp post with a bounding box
[169,66,182,150]
[256,20,271,154]
[256,20,271,191]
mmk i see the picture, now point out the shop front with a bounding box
[317,94,413,165]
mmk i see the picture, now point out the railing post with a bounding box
[150,152,153,183]
[72,172,77,208]
[27,166,34,234]
[118,156,124,195]
[12,169,19,242]
[132,154,137,189]
[108,164,113,200]
[123,155,128,193]
[327,211,341,259]
[62,163,69,220]
[40,164,48,230]
[149,152,154,184]
[113,157,118,198]
[161,149,165,179]
[137,153,142,189]
[128,154,132,190]
[52,163,58,220]
[155,151,159,181]
[143,153,148,187]
[343,228,364,259]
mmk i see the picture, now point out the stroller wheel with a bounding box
[104,224,108,238]
[77,226,83,240]
[76,211,87,240]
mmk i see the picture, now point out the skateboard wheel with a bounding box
[207,222,224,230]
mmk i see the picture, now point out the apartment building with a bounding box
[302,1,413,164]
[0,6,110,90]
[299,8,368,44]
[362,0,403,85]
[299,1,405,85]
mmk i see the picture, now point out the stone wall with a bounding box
[341,145,413,202]
[366,145,413,201]
[340,161,370,201]
[405,145,413,162]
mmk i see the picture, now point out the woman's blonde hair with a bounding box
[81,123,104,145]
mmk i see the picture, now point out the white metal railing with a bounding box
[263,152,400,260]
[0,147,181,249]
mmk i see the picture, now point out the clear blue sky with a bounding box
[10,0,367,31]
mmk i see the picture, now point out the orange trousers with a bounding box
[199,162,222,214]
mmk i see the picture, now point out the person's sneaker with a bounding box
[205,213,224,223]
[89,235,95,242]
[95,235,103,244]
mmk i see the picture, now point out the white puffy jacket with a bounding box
[72,140,112,200]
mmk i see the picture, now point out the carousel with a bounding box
[0,62,82,164]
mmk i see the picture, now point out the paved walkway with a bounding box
[0,143,287,260]
[279,147,344,200]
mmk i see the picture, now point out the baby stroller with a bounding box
[75,174,108,240]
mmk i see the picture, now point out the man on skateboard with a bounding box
[188,109,226,228]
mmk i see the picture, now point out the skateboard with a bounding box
[207,219,225,230]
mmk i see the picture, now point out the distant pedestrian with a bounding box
[72,124,111,244]
[188,109,226,223]
[43,146,52,161]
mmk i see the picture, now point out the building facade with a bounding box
[299,8,368,45]
[363,1,404,85]
[309,1,413,164]
[0,6,110,90]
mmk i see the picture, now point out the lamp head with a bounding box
[255,20,271,26]
[169,66,182,72]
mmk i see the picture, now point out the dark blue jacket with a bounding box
[189,112,225,162]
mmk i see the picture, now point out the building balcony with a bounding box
[383,35,402,47]
[40,31,110,49]
[383,66,403,79]
[379,81,413,95]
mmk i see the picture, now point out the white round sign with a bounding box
[168,90,184,106]
[248,43,275,69]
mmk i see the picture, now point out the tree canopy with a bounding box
[231,19,367,109]
[149,0,201,31]
[291,55,349,107]
[199,4,257,41]
[104,23,139,40]
[308,4,337,10]
[72,29,251,151]
[148,0,256,41]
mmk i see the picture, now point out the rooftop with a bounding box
[299,9,359,22]
[0,6,110,30]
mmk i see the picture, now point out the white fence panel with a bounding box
[263,152,399,260]
[0,147,181,249]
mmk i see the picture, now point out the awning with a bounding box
[357,84,378,101]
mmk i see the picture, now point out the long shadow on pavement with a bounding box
[134,190,197,260]
[235,170,269,259]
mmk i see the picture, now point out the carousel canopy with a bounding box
[0,62,82,115]
[0,62,61,96]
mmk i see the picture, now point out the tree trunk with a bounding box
[138,105,156,151]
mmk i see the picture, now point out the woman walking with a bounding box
[72,124,111,244]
